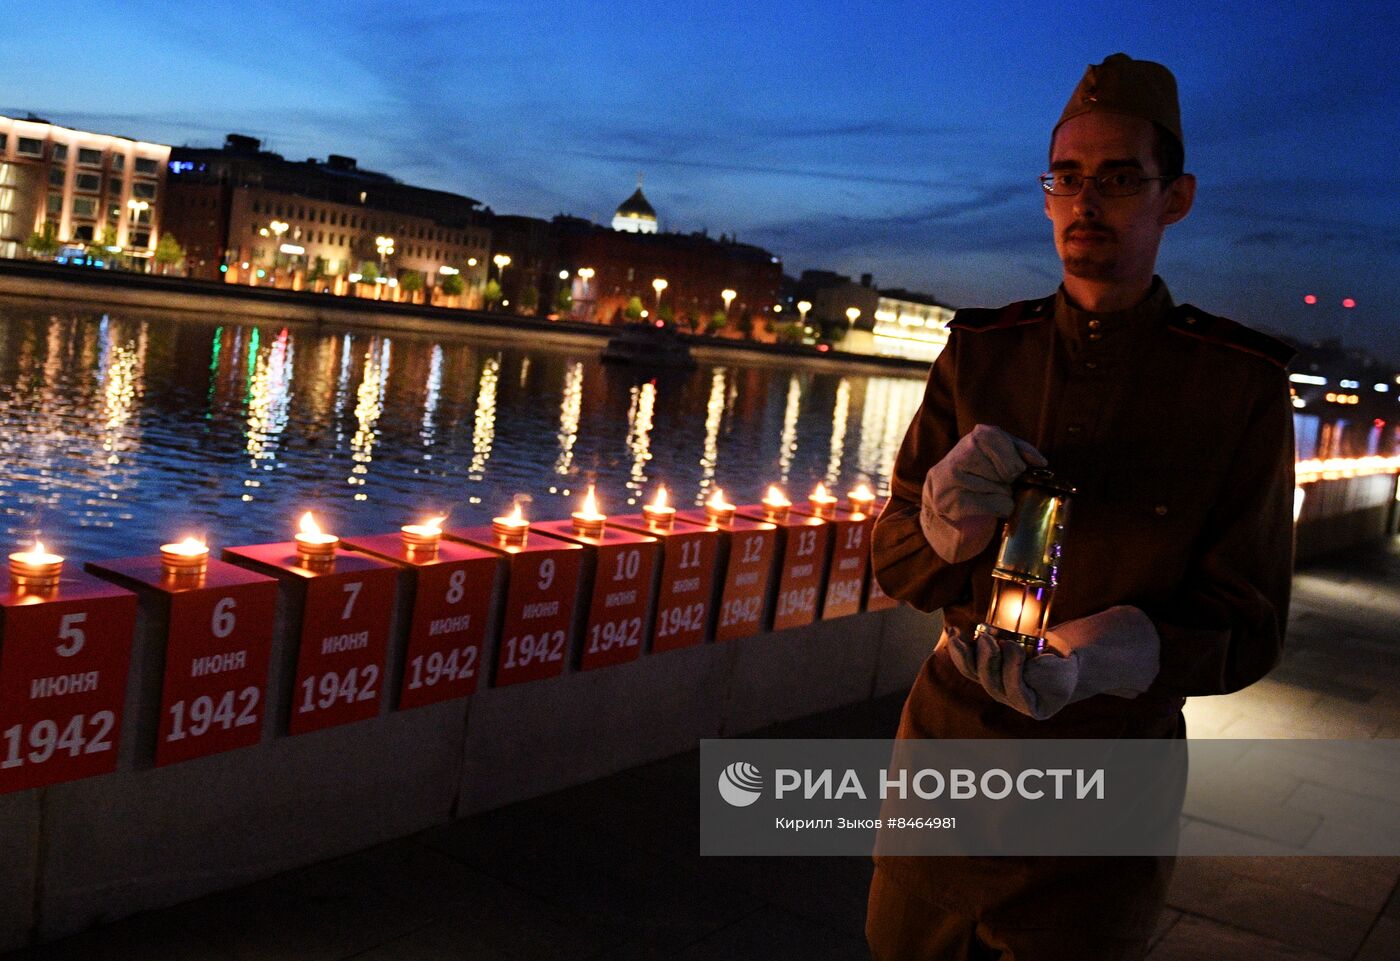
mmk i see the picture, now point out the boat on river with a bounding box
[601,322,696,370]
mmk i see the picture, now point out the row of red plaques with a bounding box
[0,501,895,793]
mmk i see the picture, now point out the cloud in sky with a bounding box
[2,0,1398,357]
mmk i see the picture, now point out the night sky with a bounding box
[5,0,1398,359]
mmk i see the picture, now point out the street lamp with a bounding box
[797,300,812,326]
[721,288,737,317]
[578,267,595,321]
[845,306,861,325]
[652,277,668,320]
[374,235,395,299]
[492,253,511,280]
[269,220,289,285]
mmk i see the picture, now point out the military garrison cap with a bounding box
[1055,53,1183,154]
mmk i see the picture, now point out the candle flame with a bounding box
[508,503,525,523]
[419,515,446,533]
[581,485,602,517]
[173,537,207,554]
[707,488,732,510]
[299,512,322,537]
[764,485,791,507]
[650,485,669,510]
[851,482,875,501]
[811,482,833,500]
[31,539,45,556]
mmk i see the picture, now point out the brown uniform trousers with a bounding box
[867,280,1295,959]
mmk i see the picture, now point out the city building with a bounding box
[484,213,559,314]
[554,217,782,331]
[162,135,491,303]
[788,270,882,342]
[0,113,170,263]
[867,288,954,361]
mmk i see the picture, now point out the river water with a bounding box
[1,299,1384,563]
[0,300,925,560]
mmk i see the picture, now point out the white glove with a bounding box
[921,424,1046,563]
[942,606,1160,720]
[943,626,1078,720]
[1044,605,1160,700]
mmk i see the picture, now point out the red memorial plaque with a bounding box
[449,525,583,687]
[865,570,898,612]
[864,499,899,612]
[533,520,659,670]
[222,544,397,735]
[676,510,777,642]
[343,534,502,709]
[87,555,277,767]
[792,506,874,620]
[612,515,719,652]
[0,571,136,793]
[736,505,832,632]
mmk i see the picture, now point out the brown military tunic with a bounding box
[868,278,1295,949]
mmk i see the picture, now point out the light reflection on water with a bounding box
[0,300,930,560]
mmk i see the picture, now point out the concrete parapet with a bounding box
[1296,473,1399,562]
[0,602,937,951]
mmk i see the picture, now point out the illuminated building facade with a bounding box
[162,135,490,302]
[554,218,782,329]
[0,113,169,262]
[868,288,954,362]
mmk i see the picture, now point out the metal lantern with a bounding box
[974,469,1075,656]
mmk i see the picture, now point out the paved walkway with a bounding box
[6,536,1399,961]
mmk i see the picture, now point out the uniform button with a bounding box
[1185,316,1197,325]
[1085,361,1099,370]
[1087,319,1102,329]
[1154,505,1169,516]
[1067,425,1083,434]
[1088,332,1103,341]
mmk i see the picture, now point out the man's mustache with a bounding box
[1064,223,1115,241]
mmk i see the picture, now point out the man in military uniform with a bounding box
[865,54,1295,960]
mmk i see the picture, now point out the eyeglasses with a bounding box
[1039,171,1175,197]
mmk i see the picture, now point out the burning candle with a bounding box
[9,538,64,589]
[492,502,530,543]
[571,485,608,537]
[160,536,210,576]
[294,511,339,563]
[988,587,1046,637]
[761,485,791,522]
[401,515,446,553]
[642,484,676,529]
[704,487,736,524]
[848,483,876,516]
[808,481,838,517]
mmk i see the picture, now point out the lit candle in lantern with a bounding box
[988,588,1045,636]
[160,536,210,576]
[808,481,838,517]
[401,515,446,553]
[492,502,530,543]
[974,470,1074,655]
[704,487,736,524]
[762,485,791,522]
[848,482,876,516]
[294,511,339,564]
[642,484,676,529]
[571,485,608,537]
[9,538,64,589]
